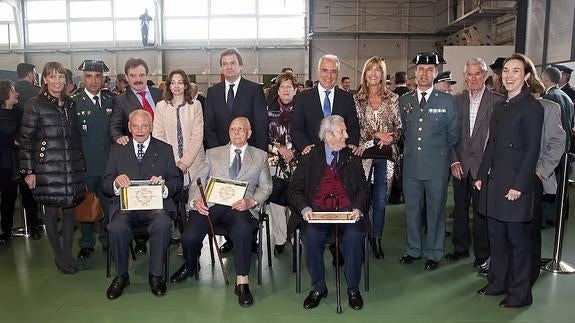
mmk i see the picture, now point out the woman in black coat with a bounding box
[20,62,86,274]
[0,80,20,243]
[475,54,544,308]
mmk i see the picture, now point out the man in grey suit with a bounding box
[531,98,565,284]
[398,52,459,271]
[446,58,504,271]
[172,117,272,308]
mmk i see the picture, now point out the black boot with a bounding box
[371,238,384,259]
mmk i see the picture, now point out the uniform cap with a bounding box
[434,71,457,85]
[77,60,109,72]
[411,52,446,65]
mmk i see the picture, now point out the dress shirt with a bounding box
[317,83,335,113]
[469,86,485,136]
[416,88,432,105]
[225,77,241,101]
[130,86,156,109]
[229,143,248,167]
[84,88,102,105]
[324,143,338,165]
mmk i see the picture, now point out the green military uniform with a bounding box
[400,53,459,263]
[73,60,114,253]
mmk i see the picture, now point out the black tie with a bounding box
[93,95,101,110]
[330,151,338,168]
[230,148,242,178]
[137,143,144,162]
[420,92,427,109]
[227,84,235,112]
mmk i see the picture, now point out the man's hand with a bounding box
[302,144,315,155]
[451,162,464,180]
[374,131,394,146]
[278,146,295,163]
[303,209,314,222]
[231,198,256,212]
[474,180,482,191]
[191,198,209,216]
[352,146,364,156]
[351,209,362,222]
[505,188,522,201]
[115,136,130,145]
[150,176,165,190]
[25,174,36,189]
[114,174,131,188]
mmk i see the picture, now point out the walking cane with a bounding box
[325,193,342,314]
[196,178,230,285]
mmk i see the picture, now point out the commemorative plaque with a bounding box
[308,212,356,223]
[120,180,164,211]
[204,176,249,206]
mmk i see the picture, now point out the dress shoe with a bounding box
[274,243,285,255]
[424,259,439,271]
[106,274,130,299]
[135,241,147,255]
[478,267,489,276]
[219,240,233,253]
[0,232,11,243]
[473,258,489,269]
[30,229,42,240]
[477,285,505,296]
[303,288,328,309]
[499,298,531,308]
[370,238,384,259]
[444,250,470,261]
[234,283,254,307]
[348,290,364,310]
[399,254,421,264]
[170,264,193,283]
[149,275,167,297]
[329,244,344,267]
[56,262,78,274]
[77,247,94,259]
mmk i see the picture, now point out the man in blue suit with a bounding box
[398,53,459,271]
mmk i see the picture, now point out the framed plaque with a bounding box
[204,176,249,207]
[120,180,164,211]
[308,212,355,223]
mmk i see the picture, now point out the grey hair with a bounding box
[317,54,340,71]
[129,109,152,124]
[464,57,488,74]
[319,115,345,141]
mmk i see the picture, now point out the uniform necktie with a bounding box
[323,90,332,117]
[176,106,184,158]
[137,143,144,161]
[230,149,242,178]
[93,95,101,110]
[420,92,427,109]
[227,84,235,112]
[137,91,154,120]
[330,151,338,168]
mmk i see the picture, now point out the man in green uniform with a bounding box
[72,60,114,258]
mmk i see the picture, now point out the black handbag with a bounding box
[268,163,292,207]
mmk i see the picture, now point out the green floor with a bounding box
[2,190,575,323]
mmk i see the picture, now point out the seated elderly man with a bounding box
[170,117,272,308]
[288,115,369,310]
[102,110,182,300]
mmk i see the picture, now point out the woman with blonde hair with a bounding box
[353,57,402,259]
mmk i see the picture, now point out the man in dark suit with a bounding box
[102,110,182,300]
[552,64,575,102]
[398,52,459,271]
[288,115,368,311]
[171,117,272,308]
[109,57,163,146]
[447,58,504,271]
[292,54,360,154]
[393,71,410,97]
[72,60,115,259]
[204,48,268,151]
[542,66,574,149]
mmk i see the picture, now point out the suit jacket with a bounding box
[190,144,272,218]
[204,78,268,151]
[102,137,182,217]
[400,89,459,180]
[393,85,410,98]
[543,86,574,151]
[537,98,565,194]
[560,83,575,102]
[72,89,114,177]
[292,87,360,152]
[14,80,40,109]
[451,88,504,179]
[109,86,163,140]
[477,88,544,222]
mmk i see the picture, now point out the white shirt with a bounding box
[229,143,247,167]
[317,83,335,113]
[469,86,485,136]
[225,77,241,102]
[416,88,432,105]
[84,88,101,105]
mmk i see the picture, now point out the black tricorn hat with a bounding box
[411,52,446,65]
[552,64,573,75]
[434,71,457,85]
[77,60,109,73]
[489,57,506,71]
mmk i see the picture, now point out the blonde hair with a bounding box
[357,56,391,97]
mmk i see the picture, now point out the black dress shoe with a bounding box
[499,298,531,308]
[77,247,94,259]
[444,250,470,261]
[274,244,285,255]
[478,267,489,277]
[303,288,328,309]
[170,264,192,283]
[348,290,363,310]
[424,259,439,271]
[399,254,421,264]
[234,283,254,307]
[477,285,505,296]
[473,258,489,269]
[149,275,167,297]
[370,238,384,259]
[219,240,233,253]
[135,241,147,255]
[0,232,11,243]
[107,274,130,299]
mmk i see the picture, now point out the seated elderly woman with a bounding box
[288,115,369,311]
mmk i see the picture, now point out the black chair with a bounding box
[293,226,370,293]
[205,203,272,285]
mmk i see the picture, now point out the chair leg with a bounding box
[264,215,272,267]
[364,235,369,292]
[296,228,301,293]
[129,241,136,261]
[164,246,170,282]
[257,220,263,285]
[195,257,200,281]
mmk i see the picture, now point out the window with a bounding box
[70,21,113,42]
[0,24,18,45]
[70,1,112,18]
[0,2,15,21]
[210,18,256,39]
[259,17,304,39]
[211,0,255,15]
[26,1,66,20]
[259,0,305,15]
[28,23,67,43]
[116,20,154,41]
[115,0,155,18]
[164,0,208,16]
[165,18,208,40]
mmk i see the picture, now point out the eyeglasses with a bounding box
[229,126,249,133]
[130,124,151,131]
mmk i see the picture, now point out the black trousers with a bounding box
[452,172,489,261]
[45,206,75,267]
[182,205,257,276]
[529,179,544,284]
[0,170,17,234]
[107,209,172,277]
[18,180,38,231]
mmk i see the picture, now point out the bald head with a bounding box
[128,109,153,143]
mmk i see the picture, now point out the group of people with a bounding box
[0,46,574,311]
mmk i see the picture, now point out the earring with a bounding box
[525,80,530,88]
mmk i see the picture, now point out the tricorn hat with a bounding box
[77,60,109,73]
[434,71,457,85]
[411,52,446,65]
